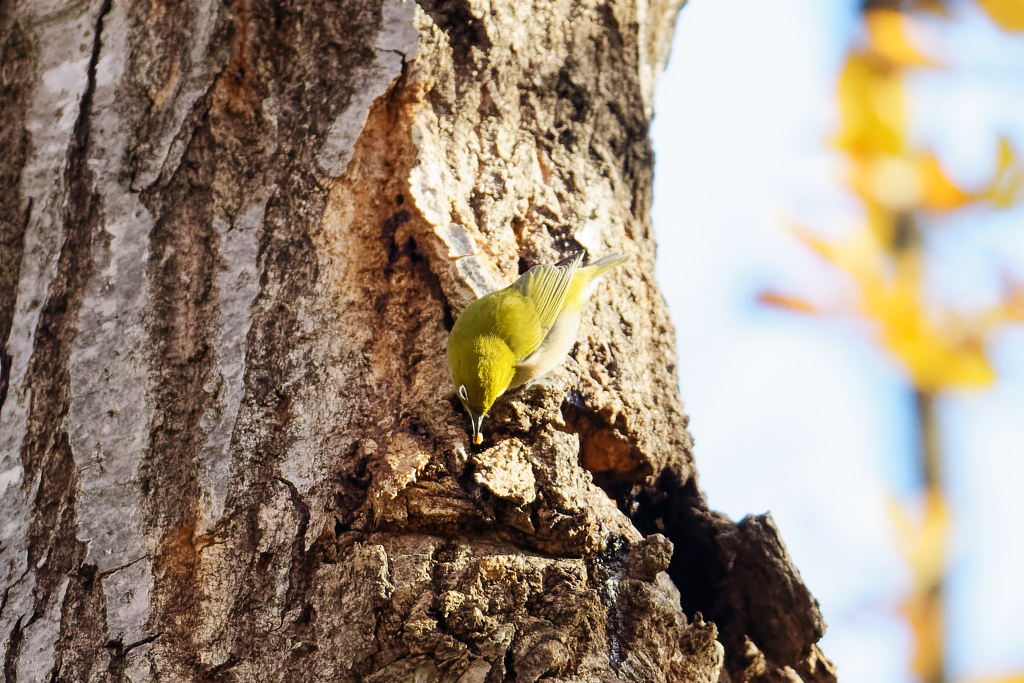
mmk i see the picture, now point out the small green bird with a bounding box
[447,251,631,444]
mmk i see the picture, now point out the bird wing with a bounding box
[509,252,585,333]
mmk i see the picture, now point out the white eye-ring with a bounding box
[458,385,469,401]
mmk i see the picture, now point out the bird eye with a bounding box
[458,385,469,401]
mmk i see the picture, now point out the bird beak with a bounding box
[470,412,484,445]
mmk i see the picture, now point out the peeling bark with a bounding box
[0,0,836,681]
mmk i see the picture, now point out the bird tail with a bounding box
[566,252,632,308]
[584,252,631,275]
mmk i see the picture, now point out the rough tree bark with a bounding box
[0,0,838,681]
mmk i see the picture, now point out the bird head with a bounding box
[448,333,517,445]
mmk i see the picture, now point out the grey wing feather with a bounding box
[510,252,585,331]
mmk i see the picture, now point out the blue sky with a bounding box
[649,0,1024,681]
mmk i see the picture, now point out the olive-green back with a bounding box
[508,252,584,338]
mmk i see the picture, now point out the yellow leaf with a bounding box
[1005,278,1024,322]
[757,291,821,315]
[834,53,908,157]
[918,153,976,212]
[888,489,949,584]
[972,277,1024,332]
[848,153,976,215]
[865,10,940,67]
[965,674,1024,683]
[986,137,1024,208]
[893,329,996,391]
[862,250,994,390]
[873,279,997,391]
[792,227,998,391]
[976,0,1024,32]
[789,223,842,262]
[851,149,1013,215]
[850,155,924,211]
[973,675,1024,683]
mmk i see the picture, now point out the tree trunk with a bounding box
[0,0,836,681]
